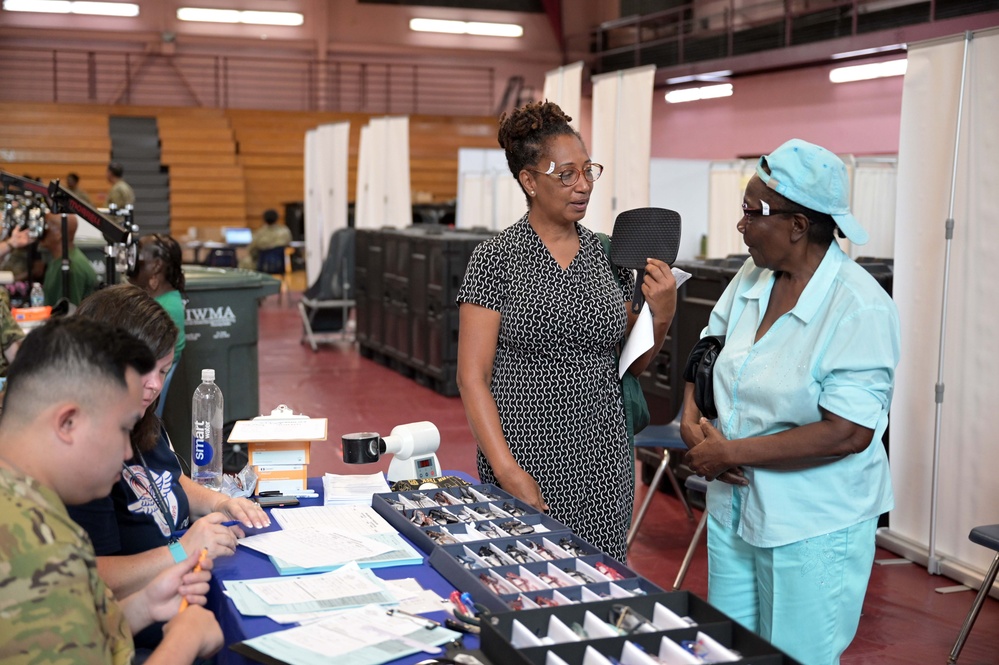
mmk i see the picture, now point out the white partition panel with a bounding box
[880,29,999,587]
[648,158,711,262]
[706,161,752,259]
[543,61,584,131]
[303,122,349,285]
[456,147,526,230]
[354,117,411,230]
[589,65,656,235]
[851,159,897,260]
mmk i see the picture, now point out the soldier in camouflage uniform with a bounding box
[238,208,293,270]
[0,317,222,664]
[0,290,26,378]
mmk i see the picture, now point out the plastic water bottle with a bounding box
[191,369,223,490]
[30,283,44,307]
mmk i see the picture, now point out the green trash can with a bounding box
[162,266,281,469]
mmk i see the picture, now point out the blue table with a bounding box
[209,475,480,665]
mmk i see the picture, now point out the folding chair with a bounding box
[673,474,709,590]
[627,411,694,551]
[948,523,999,663]
[299,228,355,351]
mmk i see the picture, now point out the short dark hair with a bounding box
[263,209,279,224]
[498,101,581,205]
[66,172,80,186]
[3,317,155,419]
[108,162,125,178]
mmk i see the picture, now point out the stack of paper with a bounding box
[237,505,422,575]
[322,472,390,506]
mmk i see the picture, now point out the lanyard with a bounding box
[121,448,177,541]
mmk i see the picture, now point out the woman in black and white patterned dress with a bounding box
[456,102,677,561]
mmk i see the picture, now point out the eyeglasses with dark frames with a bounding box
[741,201,793,221]
[530,163,604,187]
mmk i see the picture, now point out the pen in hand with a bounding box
[178,547,208,613]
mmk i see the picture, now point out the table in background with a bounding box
[209,474,479,665]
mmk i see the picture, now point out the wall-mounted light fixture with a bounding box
[409,18,522,38]
[665,83,733,104]
[176,7,303,26]
[829,58,907,83]
[2,0,138,16]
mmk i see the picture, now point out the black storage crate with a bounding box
[355,226,494,395]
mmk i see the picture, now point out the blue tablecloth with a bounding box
[210,474,480,665]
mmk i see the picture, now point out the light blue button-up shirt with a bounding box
[704,242,901,547]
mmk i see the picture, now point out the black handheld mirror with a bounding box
[609,207,682,313]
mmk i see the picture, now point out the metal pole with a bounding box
[927,30,973,576]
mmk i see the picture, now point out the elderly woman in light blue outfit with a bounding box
[680,139,901,665]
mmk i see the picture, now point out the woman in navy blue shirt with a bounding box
[68,285,269,643]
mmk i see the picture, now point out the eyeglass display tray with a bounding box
[479,591,804,665]
[428,533,663,614]
[371,483,569,554]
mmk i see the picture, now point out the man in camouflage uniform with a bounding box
[238,208,293,270]
[0,317,223,663]
[0,290,25,378]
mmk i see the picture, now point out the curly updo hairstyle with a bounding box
[498,101,582,205]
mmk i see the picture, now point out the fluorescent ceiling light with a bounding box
[410,17,522,38]
[3,0,138,16]
[665,70,732,86]
[829,58,907,83]
[832,44,905,59]
[665,83,732,104]
[177,7,303,26]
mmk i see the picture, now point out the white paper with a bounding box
[237,527,391,568]
[229,417,328,442]
[653,602,696,630]
[511,619,545,649]
[323,472,391,506]
[265,605,442,656]
[619,267,693,378]
[247,565,384,605]
[270,504,397,534]
[546,615,581,643]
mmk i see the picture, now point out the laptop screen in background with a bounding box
[223,227,253,245]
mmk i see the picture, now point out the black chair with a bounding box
[203,246,237,268]
[256,245,291,302]
[948,523,999,663]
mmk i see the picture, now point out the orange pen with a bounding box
[178,548,208,612]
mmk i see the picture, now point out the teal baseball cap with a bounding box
[756,138,868,245]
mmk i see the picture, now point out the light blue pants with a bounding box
[706,511,877,665]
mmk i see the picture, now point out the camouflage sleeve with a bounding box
[0,483,133,665]
[0,299,25,377]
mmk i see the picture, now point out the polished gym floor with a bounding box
[256,293,999,664]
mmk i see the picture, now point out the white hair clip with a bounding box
[544,161,555,174]
[761,200,770,215]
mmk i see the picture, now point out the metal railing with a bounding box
[591,0,992,73]
[0,47,496,116]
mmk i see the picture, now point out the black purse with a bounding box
[682,335,725,420]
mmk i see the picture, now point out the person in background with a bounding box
[0,316,222,664]
[68,284,269,651]
[680,139,901,665]
[456,101,677,562]
[38,212,98,306]
[65,171,93,206]
[131,233,186,416]
[0,226,33,282]
[107,161,135,209]
[238,208,292,270]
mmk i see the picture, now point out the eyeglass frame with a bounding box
[527,162,604,187]
[741,200,799,222]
